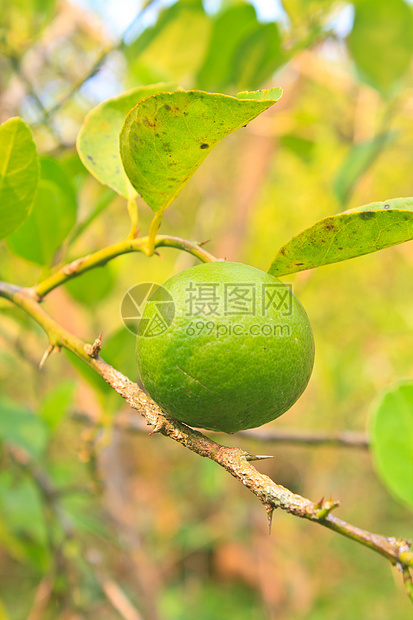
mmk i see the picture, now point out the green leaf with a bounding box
[347,0,413,96]
[76,83,178,198]
[334,132,397,205]
[65,264,115,306]
[268,197,413,276]
[120,88,282,214]
[0,117,39,240]
[370,381,413,510]
[0,397,48,458]
[126,0,211,83]
[196,4,259,91]
[8,157,77,266]
[231,22,284,90]
[39,380,75,432]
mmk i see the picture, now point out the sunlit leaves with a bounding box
[120,88,282,214]
[196,3,259,91]
[232,22,283,90]
[8,157,77,266]
[268,197,413,276]
[0,117,39,241]
[77,83,177,198]
[347,0,413,96]
[126,0,211,83]
[370,382,413,510]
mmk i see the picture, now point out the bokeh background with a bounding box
[1,0,413,618]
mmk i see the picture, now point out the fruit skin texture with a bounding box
[136,262,314,433]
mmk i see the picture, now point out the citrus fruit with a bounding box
[136,261,314,433]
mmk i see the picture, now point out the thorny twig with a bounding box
[0,279,412,601]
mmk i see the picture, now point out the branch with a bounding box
[33,234,219,298]
[73,410,369,449]
[1,281,412,599]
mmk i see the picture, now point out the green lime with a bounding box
[136,261,314,433]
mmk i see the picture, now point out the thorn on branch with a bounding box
[39,344,59,369]
[265,503,275,534]
[84,332,103,358]
[148,419,165,435]
[198,238,211,247]
[311,497,341,520]
[245,453,274,461]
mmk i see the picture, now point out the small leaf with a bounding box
[120,88,282,214]
[39,380,75,432]
[0,397,48,458]
[7,158,77,266]
[0,117,39,240]
[269,197,413,277]
[334,132,397,205]
[370,381,413,510]
[76,84,177,198]
[347,0,413,96]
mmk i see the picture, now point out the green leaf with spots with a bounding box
[76,83,177,198]
[347,0,413,96]
[120,88,282,214]
[8,157,77,266]
[0,117,39,240]
[370,381,413,510]
[268,197,413,276]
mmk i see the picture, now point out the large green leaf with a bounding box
[0,397,48,458]
[269,197,413,276]
[347,0,413,96]
[8,157,77,265]
[76,83,177,198]
[120,88,282,214]
[333,132,397,205]
[196,4,259,91]
[0,117,39,240]
[370,382,413,510]
[126,0,211,83]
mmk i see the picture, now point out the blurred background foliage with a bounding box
[1,0,413,618]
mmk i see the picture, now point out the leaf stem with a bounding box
[126,196,139,239]
[147,213,163,256]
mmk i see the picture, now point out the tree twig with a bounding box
[0,280,412,600]
[73,409,369,449]
[33,234,219,298]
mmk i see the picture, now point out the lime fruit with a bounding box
[136,262,314,433]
